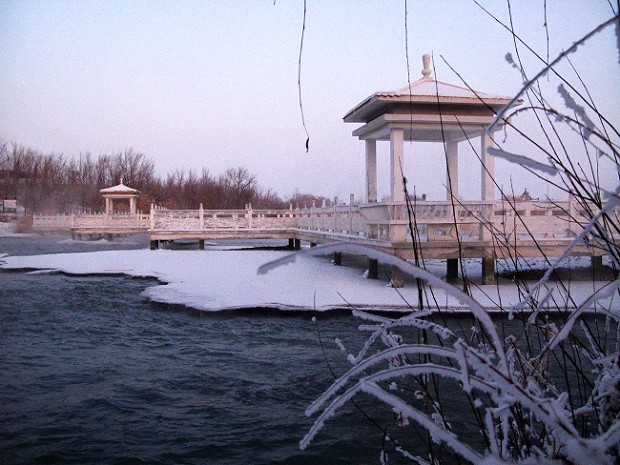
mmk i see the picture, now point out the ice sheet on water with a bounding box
[0,247,616,313]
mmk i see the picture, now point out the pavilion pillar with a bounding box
[481,131,495,202]
[480,131,496,242]
[446,141,459,201]
[365,139,378,203]
[105,197,111,214]
[129,197,136,215]
[390,128,405,202]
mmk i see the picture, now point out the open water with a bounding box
[0,234,612,464]
[0,234,419,465]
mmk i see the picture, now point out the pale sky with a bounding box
[1,0,618,201]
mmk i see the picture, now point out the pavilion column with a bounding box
[446,141,459,201]
[480,131,497,267]
[480,131,495,202]
[105,197,111,214]
[130,197,136,215]
[365,139,377,203]
[390,128,405,202]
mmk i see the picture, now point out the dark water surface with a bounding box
[1,234,611,464]
[0,235,400,465]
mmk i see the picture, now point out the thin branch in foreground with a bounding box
[298,0,310,152]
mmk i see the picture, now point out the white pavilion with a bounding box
[343,54,519,282]
[100,179,140,215]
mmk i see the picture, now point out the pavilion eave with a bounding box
[351,113,503,142]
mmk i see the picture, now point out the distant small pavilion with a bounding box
[344,54,517,204]
[100,179,139,214]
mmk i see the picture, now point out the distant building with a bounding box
[502,189,537,202]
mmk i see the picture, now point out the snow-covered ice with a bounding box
[0,248,617,312]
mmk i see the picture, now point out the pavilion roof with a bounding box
[100,180,139,195]
[344,55,516,124]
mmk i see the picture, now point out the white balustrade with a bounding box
[31,198,601,246]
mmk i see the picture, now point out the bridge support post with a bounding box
[481,257,495,284]
[288,238,295,248]
[333,252,342,266]
[367,258,378,279]
[447,258,458,279]
[199,239,205,250]
[150,240,159,250]
[390,266,404,288]
[293,239,301,250]
[592,255,603,271]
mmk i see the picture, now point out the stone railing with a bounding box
[294,203,366,237]
[360,200,493,242]
[150,206,297,231]
[489,200,587,240]
[358,199,595,243]
[32,198,601,244]
[32,214,74,231]
[33,213,150,231]
[74,213,150,229]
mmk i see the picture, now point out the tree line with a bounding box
[0,141,329,214]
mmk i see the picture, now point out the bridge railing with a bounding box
[33,213,150,231]
[151,207,297,230]
[294,203,366,236]
[32,198,602,244]
[32,214,75,230]
[74,213,150,229]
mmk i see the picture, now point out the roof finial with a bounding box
[422,54,432,80]
[120,176,124,185]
